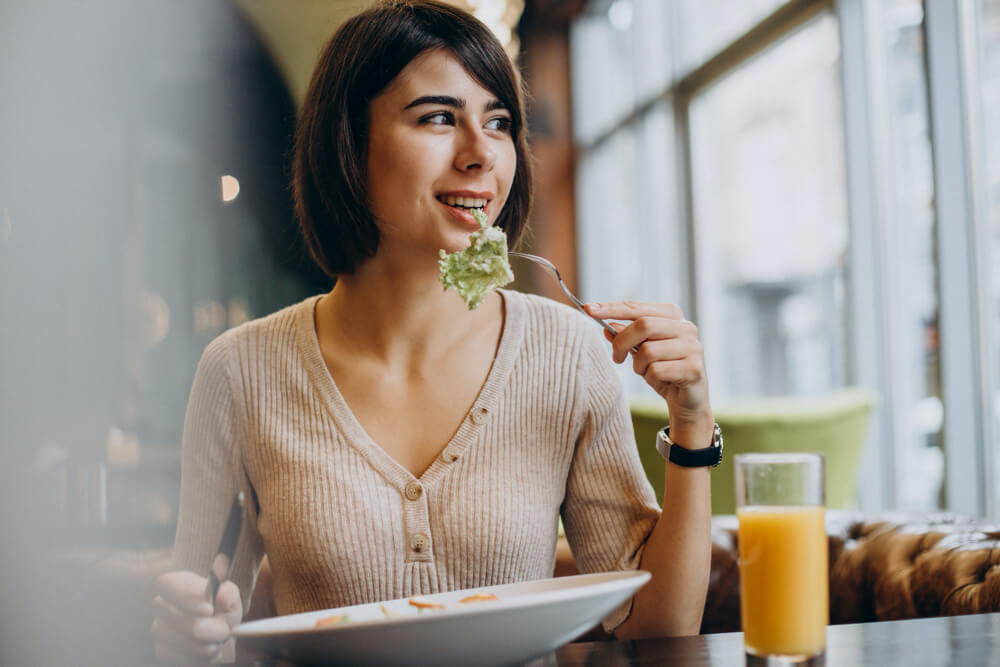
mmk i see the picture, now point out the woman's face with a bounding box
[365,49,517,259]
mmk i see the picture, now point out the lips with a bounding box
[435,190,493,212]
[436,194,488,209]
[437,198,483,227]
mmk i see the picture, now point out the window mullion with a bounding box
[924,0,987,516]
[835,0,895,511]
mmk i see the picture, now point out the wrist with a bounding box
[667,415,715,450]
[656,421,724,468]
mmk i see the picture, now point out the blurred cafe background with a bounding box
[1,0,999,663]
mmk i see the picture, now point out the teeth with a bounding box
[439,195,487,208]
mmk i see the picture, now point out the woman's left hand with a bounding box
[584,301,711,428]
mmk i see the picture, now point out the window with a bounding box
[679,0,787,68]
[571,0,672,144]
[571,0,998,514]
[571,2,687,398]
[689,14,847,398]
[879,0,943,510]
[975,0,1000,514]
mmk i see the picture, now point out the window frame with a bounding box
[571,0,993,514]
[924,0,990,515]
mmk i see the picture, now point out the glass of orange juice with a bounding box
[735,453,827,665]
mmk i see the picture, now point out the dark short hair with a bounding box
[292,0,534,277]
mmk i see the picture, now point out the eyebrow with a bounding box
[403,95,508,113]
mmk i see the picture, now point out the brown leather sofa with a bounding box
[50,512,1000,663]
[557,511,1000,636]
[703,511,1000,633]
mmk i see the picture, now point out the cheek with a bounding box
[497,145,518,200]
[366,137,425,215]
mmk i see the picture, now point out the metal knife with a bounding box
[204,490,246,606]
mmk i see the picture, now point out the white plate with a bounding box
[234,570,651,666]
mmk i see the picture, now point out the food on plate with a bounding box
[314,613,351,628]
[312,591,501,629]
[438,208,514,310]
[408,595,446,610]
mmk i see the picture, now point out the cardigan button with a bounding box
[409,533,430,553]
[470,406,490,425]
[404,481,423,501]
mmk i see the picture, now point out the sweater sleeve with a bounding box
[561,329,661,633]
[171,332,265,616]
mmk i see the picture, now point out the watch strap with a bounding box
[668,443,722,467]
[655,423,723,468]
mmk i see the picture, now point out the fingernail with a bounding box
[587,303,601,312]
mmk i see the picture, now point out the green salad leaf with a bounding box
[438,209,514,310]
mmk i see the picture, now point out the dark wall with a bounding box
[0,2,323,661]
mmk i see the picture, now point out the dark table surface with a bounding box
[244,613,1000,666]
[530,613,1000,666]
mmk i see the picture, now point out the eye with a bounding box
[485,116,512,133]
[420,111,454,126]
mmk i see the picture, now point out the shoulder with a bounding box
[502,289,612,380]
[214,294,317,350]
[198,294,320,378]
[504,289,601,343]
[508,289,609,350]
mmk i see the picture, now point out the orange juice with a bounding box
[737,505,828,657]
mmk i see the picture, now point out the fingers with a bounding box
[153,596,233,644]
[630,339,703,378]
[215,580,244,627]
[155,571,215,617]
[585,300,685,322]
[210,553,231,584]
[152,570,242,665]
[601,316,699,365]
[642,359,706,389]
[151,614,223,661]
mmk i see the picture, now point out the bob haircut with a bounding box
[292,0,534,278]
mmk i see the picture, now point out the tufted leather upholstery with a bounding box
[700,512,1000,634]
[54,511,1000,662]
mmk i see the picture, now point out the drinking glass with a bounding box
[735,453,827,665]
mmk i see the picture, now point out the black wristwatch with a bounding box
[655,423,724,468]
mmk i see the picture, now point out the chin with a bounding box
[438,231,476,254]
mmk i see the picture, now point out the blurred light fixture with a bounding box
[460,0,524,55]
[194,300,227,336]
[608,0,633,31]
[221,174,240,202]
[228,297,250,327]
[139,289,170,348]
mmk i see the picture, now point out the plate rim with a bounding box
[233,569,651,639]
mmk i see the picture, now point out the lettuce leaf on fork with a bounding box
[438,208,514,310]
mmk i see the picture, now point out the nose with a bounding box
[454,125,496,173]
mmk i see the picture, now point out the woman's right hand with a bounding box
[151,570,243,664]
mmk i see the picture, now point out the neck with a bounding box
[317,254,503,368]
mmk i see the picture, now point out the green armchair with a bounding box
[630,387,877,514]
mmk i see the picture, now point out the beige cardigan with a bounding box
[171,289,661,632]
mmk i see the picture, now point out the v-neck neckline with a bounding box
[295,289,525,490]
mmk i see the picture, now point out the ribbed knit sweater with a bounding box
[171,289,661,632]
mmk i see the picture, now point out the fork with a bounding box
[508,252,619,337]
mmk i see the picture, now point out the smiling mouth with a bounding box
[436,194,488,213]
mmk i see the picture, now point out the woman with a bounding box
[151,1,714,662]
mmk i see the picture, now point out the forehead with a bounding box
[380,49,496,103]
